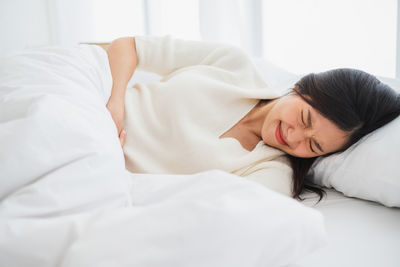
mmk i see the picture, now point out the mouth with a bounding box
[275,121,288,146]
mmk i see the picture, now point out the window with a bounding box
[261,0,397,78]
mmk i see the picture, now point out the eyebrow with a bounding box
[308,110,324,153]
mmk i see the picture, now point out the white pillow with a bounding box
[252,58,400,207]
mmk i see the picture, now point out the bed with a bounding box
[0,41,399,267]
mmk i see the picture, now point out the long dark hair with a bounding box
[288,68,400,201]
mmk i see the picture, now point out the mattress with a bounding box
[294,189,400,267]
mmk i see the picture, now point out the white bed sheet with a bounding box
[294,189,400,267]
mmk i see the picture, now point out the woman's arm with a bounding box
[102,37,138,147]
[132,35,250,76]
[106,37,138,102]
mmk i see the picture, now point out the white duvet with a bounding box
[0,44,326,267]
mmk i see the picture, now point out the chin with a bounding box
[278,147,291,155]
[287,152,316,159]
[265,140,285,152]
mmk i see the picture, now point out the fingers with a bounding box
[119,130,126,147]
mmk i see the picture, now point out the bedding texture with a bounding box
[0,43,326,266]
[297,189,400,267]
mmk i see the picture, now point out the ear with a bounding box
[291,85,308,98]
[287,86,297,96]
[292,85,300,92]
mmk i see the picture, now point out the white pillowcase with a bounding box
[252,58,400,207]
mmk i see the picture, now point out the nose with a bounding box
[286,125,309,146]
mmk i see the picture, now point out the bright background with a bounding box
[0,0,398,78]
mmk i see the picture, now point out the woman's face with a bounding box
[261,93,350,158]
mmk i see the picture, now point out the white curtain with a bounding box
[198,0,263,57]
[1,0,397,77]
[44,0,262,56]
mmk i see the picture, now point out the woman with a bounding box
[100,36,400,200]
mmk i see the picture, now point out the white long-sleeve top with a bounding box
[123,35,293,196]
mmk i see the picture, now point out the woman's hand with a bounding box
[106,98,127,148]
[103,37,137,148]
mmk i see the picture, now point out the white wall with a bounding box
[262,0,397,78]
[53,0,145,45]
[0,0,51,55]
[0,0,146,56]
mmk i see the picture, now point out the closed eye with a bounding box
[301,110,316,153]
[301,110,305,126]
